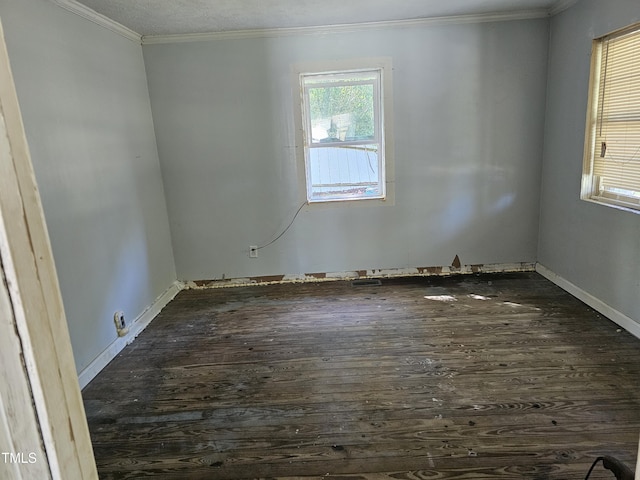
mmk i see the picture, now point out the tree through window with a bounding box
[300,69,385,202]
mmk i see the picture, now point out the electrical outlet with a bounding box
[114,311,128,337]
[249,245,258,258]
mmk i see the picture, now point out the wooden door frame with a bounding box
[0,19,97,480]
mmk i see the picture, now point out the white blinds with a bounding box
[592,27,640,198]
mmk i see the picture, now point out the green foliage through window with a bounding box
[308,84,374,141]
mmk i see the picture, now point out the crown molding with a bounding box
[142,9,549,45]
[48,1,577,47]
[548,0,581,16]
[49,0,141,43]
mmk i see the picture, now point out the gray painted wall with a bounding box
[144,19,549,281]
[0,0,176,373]
[538,0,640,322]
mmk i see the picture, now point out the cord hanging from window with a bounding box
[256,201,307,250]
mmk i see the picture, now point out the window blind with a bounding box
[592,27,640,201]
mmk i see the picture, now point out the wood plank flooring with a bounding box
[82,273,640,479]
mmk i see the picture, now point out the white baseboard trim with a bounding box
[78,280,183,389]
[536,263,640,340]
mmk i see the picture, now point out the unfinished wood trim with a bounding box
[0,172,51,480]
[0,20,97,480]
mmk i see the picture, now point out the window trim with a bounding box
[581,23,640,214]
[292,58,394,206]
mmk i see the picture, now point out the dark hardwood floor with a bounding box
[82,272,640,479]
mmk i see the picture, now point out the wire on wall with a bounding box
[256,201,308,250]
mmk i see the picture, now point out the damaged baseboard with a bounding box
[78,280,183,389]
[183,262,536,289]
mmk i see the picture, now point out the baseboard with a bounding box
[536,263,640,340]
[78,280,183,389]
[184,262,536,289]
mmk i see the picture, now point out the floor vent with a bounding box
[351,279,382,287]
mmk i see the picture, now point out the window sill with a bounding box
[308,195,386,204]
[582,195,640,215]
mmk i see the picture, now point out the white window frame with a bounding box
[581,23,640,214]
[292,58,394,205]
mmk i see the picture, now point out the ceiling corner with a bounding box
[49,0,141,43]
[548,0,580,16]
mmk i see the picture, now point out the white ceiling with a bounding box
[68,0,576,37]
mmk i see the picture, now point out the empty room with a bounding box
[1,0,640,479]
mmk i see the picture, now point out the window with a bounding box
[582,24,640,212]
[300,68,386,202]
